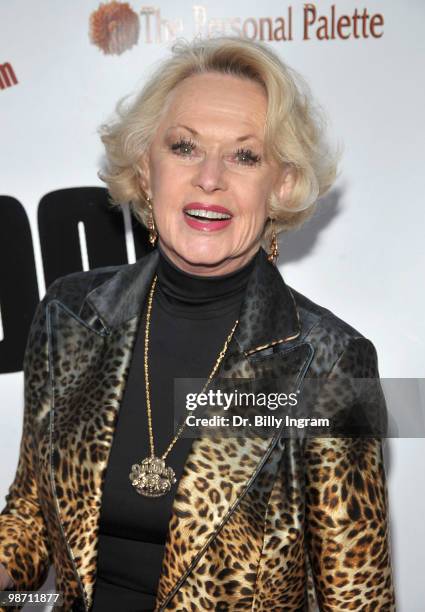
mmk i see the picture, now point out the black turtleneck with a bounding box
[91,249,257,612]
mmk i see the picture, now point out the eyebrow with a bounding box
[167,124,262,143]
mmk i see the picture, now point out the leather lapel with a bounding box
[234,248,301,354]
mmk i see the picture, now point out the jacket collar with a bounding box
[85,247,300,354]
[235,248,301,354]
[85,248,159,331]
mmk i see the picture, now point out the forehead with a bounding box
[160,72,268,139]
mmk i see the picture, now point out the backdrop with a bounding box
[1,1,424,609]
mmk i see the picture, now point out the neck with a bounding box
[155,246,258,317]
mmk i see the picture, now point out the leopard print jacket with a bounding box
[0,248,395,611]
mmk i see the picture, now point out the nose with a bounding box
[191,153,227,193]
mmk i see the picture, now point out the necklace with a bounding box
[129,275,238,498]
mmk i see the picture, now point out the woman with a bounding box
[0,37,395,610]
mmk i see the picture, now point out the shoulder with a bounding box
[44,262,134,313]
[26,262,132,353]
[287,286,379,376]
[289,286,364,341]
[45,262,127,299]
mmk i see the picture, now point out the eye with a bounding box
[170,138,196,157]
[235,148,262,166]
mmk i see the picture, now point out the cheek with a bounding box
[237,178,270,221]
[150,161,188,219]
[150,158,179,193]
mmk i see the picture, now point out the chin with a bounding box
[162,240,230,270]
[178,247,227,268]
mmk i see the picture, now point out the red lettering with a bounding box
[243,17,258,40]
[0,62,18,90]
[303,4,384,42]
[360,8,370,38]
[337,15,351,39]
[370,14,384,38]
[303,4,316,40]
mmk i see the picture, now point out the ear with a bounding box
[137,151,151,198]
[273,165,296,206]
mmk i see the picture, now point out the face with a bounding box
[140,72,293,275]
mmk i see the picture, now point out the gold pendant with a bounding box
[129,456,176,497]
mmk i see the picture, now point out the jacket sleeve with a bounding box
[304,337,396,611]
[0,292,53,594]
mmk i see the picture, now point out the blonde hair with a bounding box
[99,36,338,238]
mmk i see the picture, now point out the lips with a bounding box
[183,203,233,232]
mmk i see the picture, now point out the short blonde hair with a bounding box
[99,36,338,237]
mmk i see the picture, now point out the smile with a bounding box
[182,203,233,232]
[184,209,232,220]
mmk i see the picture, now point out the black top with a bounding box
[91,248,257,611]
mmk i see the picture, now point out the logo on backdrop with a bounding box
[89,2,140,55]
[0,62,18,90]
[89,1,385,53]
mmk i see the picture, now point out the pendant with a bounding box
[129,456,177,497]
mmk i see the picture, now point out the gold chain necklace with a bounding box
[129,275,238,498]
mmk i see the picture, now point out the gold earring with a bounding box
[146,196,157,247]
[268,219,279,265]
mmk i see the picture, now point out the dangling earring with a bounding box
[146,196,157,247]
[268,219,279,265]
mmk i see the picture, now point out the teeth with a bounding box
[185,209,231,220]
